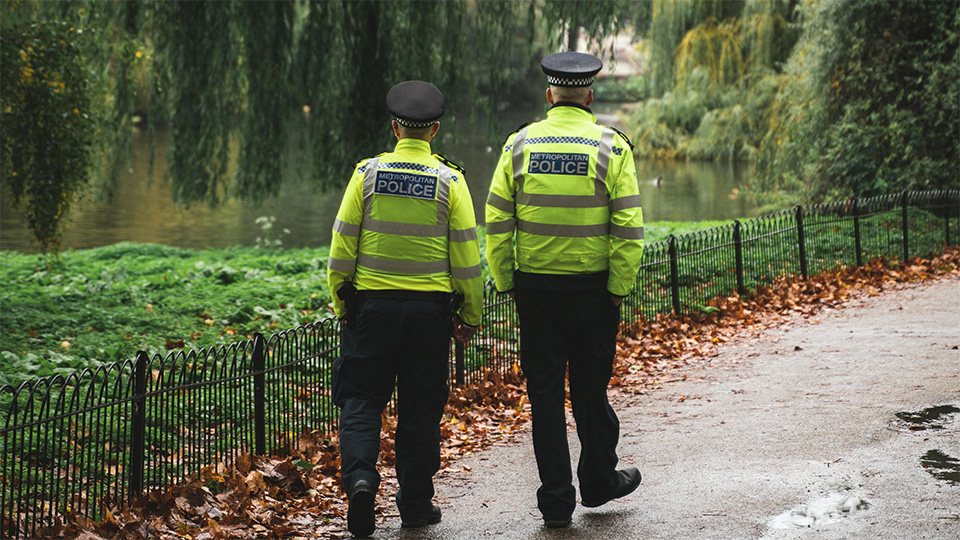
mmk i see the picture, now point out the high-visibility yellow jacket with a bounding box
[485,103,644,296]
[327,138,483,326]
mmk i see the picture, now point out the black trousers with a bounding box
[332,295,450,520]
[514,286,623,519]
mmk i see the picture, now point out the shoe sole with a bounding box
[401,514,442,528]
[581,475,642,508]
[348,489,375,538]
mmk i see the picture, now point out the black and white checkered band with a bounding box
[547,75,595,87]
[396,117,436,129]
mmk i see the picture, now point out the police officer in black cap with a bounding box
[328,80,483,538]
[485,51,645,528]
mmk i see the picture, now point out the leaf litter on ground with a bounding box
[47,247,958,539]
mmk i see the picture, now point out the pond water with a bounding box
[0,103,755,254]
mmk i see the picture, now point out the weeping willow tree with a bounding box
[631,0,957,208]
[0,0,145,254]
[2,0,627,252]
[645,0,756,96]
[151,0,489,204]
[541,0,631,52]
[752,0,960,206]
[628,0,799,161]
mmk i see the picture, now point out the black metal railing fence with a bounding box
[2,189,957,537]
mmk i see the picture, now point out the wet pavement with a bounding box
[365,278,960,540]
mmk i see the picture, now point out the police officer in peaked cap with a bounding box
[485,51,645,528]
[328,80,483,538]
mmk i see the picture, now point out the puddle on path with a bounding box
[768,488,869,529]
[921,449,960,485]
[894,404,960,431]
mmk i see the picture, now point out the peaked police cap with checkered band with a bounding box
[386,81,445,129]
[541,51,603,87]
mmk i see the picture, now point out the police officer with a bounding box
[485,52,645,528]
[328,80,482,538]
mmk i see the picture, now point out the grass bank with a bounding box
[0,221,723,388]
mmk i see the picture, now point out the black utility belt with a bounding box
[357,289,452,303]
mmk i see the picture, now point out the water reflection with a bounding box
[1,104,755,254]
[920,449,960,485]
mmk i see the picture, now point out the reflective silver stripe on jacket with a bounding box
[609,194,642,213]
[517,220,609,238]
[361,157,380,212]
[610,223,644,240]
[486,192,515,214]
[333,218,361,237]
[328,256,357,273]
[516,187,606,209]
[435,163,451,227]
[357,253,450,274]
[595,128,615,186]
[486,218,516,235]
[451,264,482,279]
[511,127,529,191]
[449,227,478,242]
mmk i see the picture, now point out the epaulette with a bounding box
[608,126,635,151]
[433,153,465,175]
[499,121,534,153]
[352,152,387,170]
[502,121,533,141]
[515,121,532,133]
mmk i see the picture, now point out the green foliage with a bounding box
[753,0,960,204]
[1,21,96,254]
[1,1,148,254]
[0,219,722,390]
[138,0,623,204]
[646,0,761,96]
[628,66,725,159]
[593,74,650,102]
[3,0,629,223]
[151,0,243,205]
[630,0,799,162]
[633,0,957,209]
[675,16,744,90]
[235,0,295,201]
[293,0,477,188]
[541,0,631,52]
[0,243,333,389]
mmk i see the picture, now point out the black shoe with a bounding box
[544,517,572,528]
[347,480,376,538]
[400,503,442,529]
[581,467,642,508]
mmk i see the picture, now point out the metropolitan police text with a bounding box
[375,171,438,200]
[528,152,590,176]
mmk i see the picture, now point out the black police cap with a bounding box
[541,51,603,87]
[386,80,445,128]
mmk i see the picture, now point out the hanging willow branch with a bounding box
[675,16,744,90]
[152,0,242,206]
[2,0,628,240]
[234,0,294,201]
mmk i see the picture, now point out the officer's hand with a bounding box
[452,315,478,344]
[610,294,623,307]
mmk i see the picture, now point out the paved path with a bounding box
[374,278,960,539]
